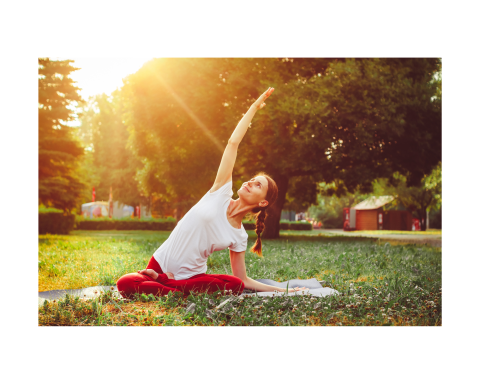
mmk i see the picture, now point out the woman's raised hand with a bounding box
[251,87,274,110]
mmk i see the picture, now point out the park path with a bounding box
[314,229,442,247]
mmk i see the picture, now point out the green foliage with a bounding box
[39,212,76,234]
[243,221,312,231]
[68,58,441,238]
[76,91,145,207]
[308,182,370,228]
[38,58,87,212]
[121,58,233,218]
[310,58,442,189]
[39,205,63,213]
[283,175,320,212]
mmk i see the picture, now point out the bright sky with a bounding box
[52,57,154,125]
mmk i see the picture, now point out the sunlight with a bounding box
[147,67,225,154]
[50,57,154,126]
[52,57,154,100]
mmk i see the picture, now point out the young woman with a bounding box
[116,87,306,298]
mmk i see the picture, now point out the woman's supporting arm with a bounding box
[229,249,303,293]
[211,88,274,190]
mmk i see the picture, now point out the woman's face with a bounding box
[238,176,269,208]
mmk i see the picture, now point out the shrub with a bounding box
[75,217,177,231]
[39,212,76,234]
[242,221,312,231]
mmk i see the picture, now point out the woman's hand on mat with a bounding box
[287,287,308,293]
[137,269,159,280]
[251,87,274,110]
[165,272,174,280]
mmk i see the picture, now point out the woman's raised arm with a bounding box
[211,88,274,191]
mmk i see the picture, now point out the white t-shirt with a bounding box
[153,180,249,280]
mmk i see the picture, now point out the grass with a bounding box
[38,230,442,326]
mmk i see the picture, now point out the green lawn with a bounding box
[38,230,442,326]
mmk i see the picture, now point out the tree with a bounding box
[222,58,441,237]
[76,91,145,208]
[122,58,233,219]
[122,58,339,220]
[38,58,86,212]
[121,58,441,237]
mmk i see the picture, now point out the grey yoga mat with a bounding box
[242,278,339,297]
[38,278,338,305]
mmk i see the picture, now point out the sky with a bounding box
[55,57,153,100]
[53,57,154,125]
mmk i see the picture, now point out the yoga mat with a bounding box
[38,278,338,305]
[242,278,339,298]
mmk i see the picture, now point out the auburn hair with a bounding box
[249,172,278,257]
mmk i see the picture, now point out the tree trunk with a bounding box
[420,206,427,231]
[263,175,289,239]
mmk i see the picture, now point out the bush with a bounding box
[242,221,312,231]
[75,217,177,231]
[39,212,76,234]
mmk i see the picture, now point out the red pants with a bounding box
[116,256,244,298]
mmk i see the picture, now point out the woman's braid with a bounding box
[255,209,267,237]
[248,173,278,258]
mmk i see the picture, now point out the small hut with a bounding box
[343,196,412,231]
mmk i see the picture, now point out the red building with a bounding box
[344,196,413,231]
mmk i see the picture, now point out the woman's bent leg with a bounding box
[162,274,244,295]
[116,273,180,298]
[116,256,244,297]
[116,257,179,299]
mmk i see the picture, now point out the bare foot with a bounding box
[137,269,158,280]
